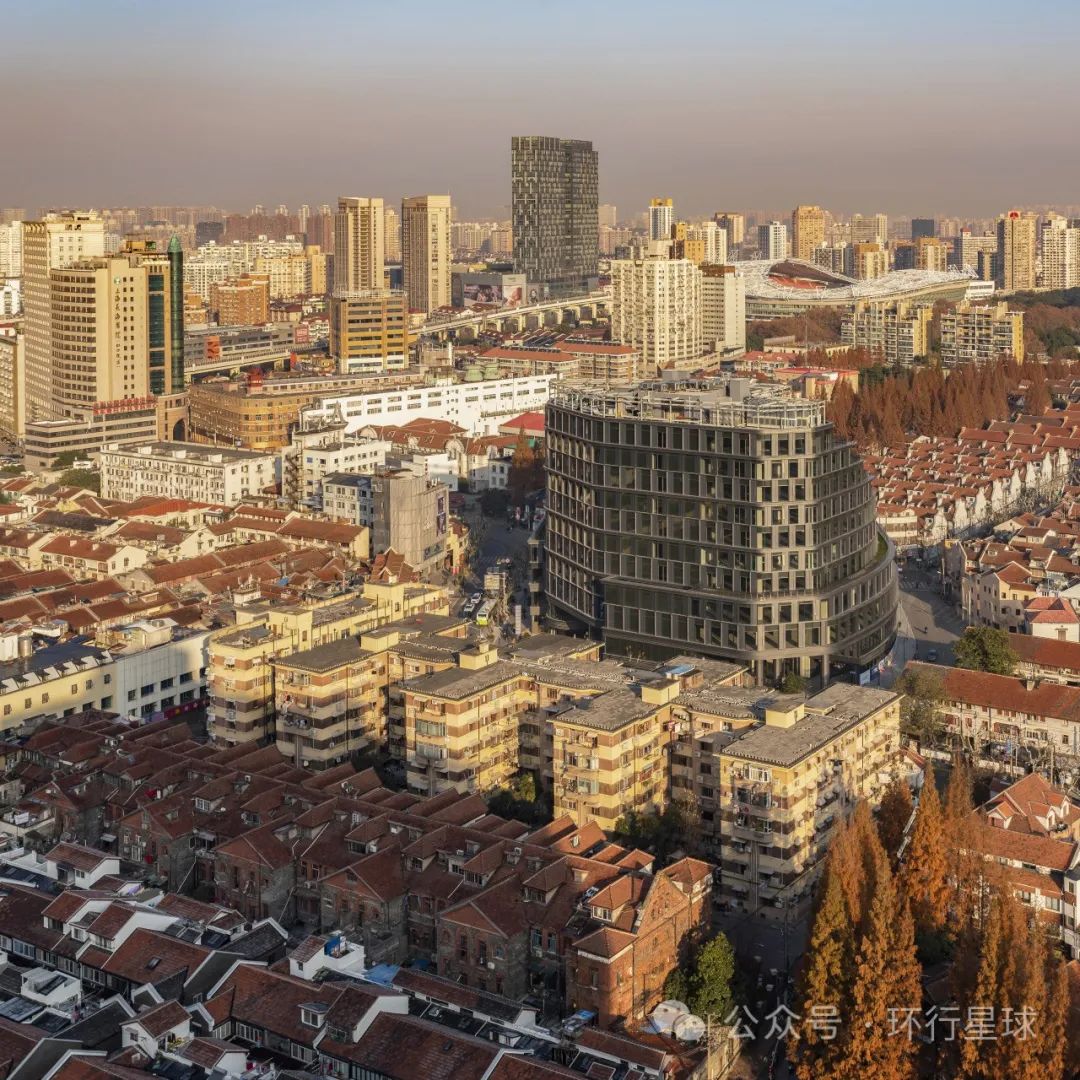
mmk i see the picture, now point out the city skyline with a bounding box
[7,1,1080,219]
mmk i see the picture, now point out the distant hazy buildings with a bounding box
[334,196,385,292]
[851,212,888,246]
[996,209,1037,292]
[954,230,998,275]
[911,218,936,241]
[0,221,22,278]
[791,205,825,262]
[511,135,599,295]
[714,212,745,249]
[610,257,702,370]
[598,203,618,228]
[401,195,452,315]
[649,198,674,243]
[915,237,950,272]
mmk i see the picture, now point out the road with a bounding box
[897,565,966,666]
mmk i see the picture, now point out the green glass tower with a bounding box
[168,235,185,392]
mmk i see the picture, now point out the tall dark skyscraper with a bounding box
[511,135,598,296]
[911,217,936,240]
[168,235,185,393]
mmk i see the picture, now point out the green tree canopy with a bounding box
[895,666,945,745]
[58,468,100,493]
[954,626,1018,675]
[686,934,736,1020]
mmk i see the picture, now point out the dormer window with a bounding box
[592,907,611,922]
[300,1004,327,1028]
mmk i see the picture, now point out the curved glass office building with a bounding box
[544,378,897,685]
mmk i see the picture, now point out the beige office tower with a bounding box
[22,211,105,420]
[598,203,618,228]
[1040,213,1080,290]
[996,209,1037,291]
[333,196,385,292]
[384,205,402,263]
[47,255,161,416]
[851,212,888,246]
[791,205,826,261]
[401,195,452,315]
[610,256,702,370]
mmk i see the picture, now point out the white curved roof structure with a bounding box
[739,258,975,306]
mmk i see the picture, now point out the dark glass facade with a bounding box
[544,381,898,685]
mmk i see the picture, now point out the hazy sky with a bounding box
[5,0,1079,221]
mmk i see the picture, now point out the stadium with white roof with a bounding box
[740,258,979,318]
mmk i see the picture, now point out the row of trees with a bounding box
[825,356,1067,449]
[789,765,1071,1078]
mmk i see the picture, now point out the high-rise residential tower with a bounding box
[610,257,702,371]
[996,209,1038,292]
[791,205,825,261]
[598,204,618,228]
[758,221,788,261]
[511,135,598,294]
[22,211,105,421]
[701,264,746,355]
[714,212,745,249]
[401,195,452,315]
[649,198,674,243]
[1040,213,1080,290]
[333,196,385,292]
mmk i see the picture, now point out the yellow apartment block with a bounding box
[403,644,528,796]
[207,582,448,747]
[669,682,901,918]
[273,613,471,768]
[273,639,388,769]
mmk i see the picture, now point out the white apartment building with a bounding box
[0,221,22,278]
[0,281,19,316]
[107,618,211,722]
[0,332,24,442]
[100,441,278,505]
[610,257,702,369]
[701,264,746,355]
[1041,213,1080,290]
[757,221,788,261]
[688,221,727,265]
[649,198,674,243]
[302,374,559,437]
[280,428,391,510]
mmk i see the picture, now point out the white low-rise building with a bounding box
[301,374,558,437]
[105,618,210,722]
[100,441,278,506]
